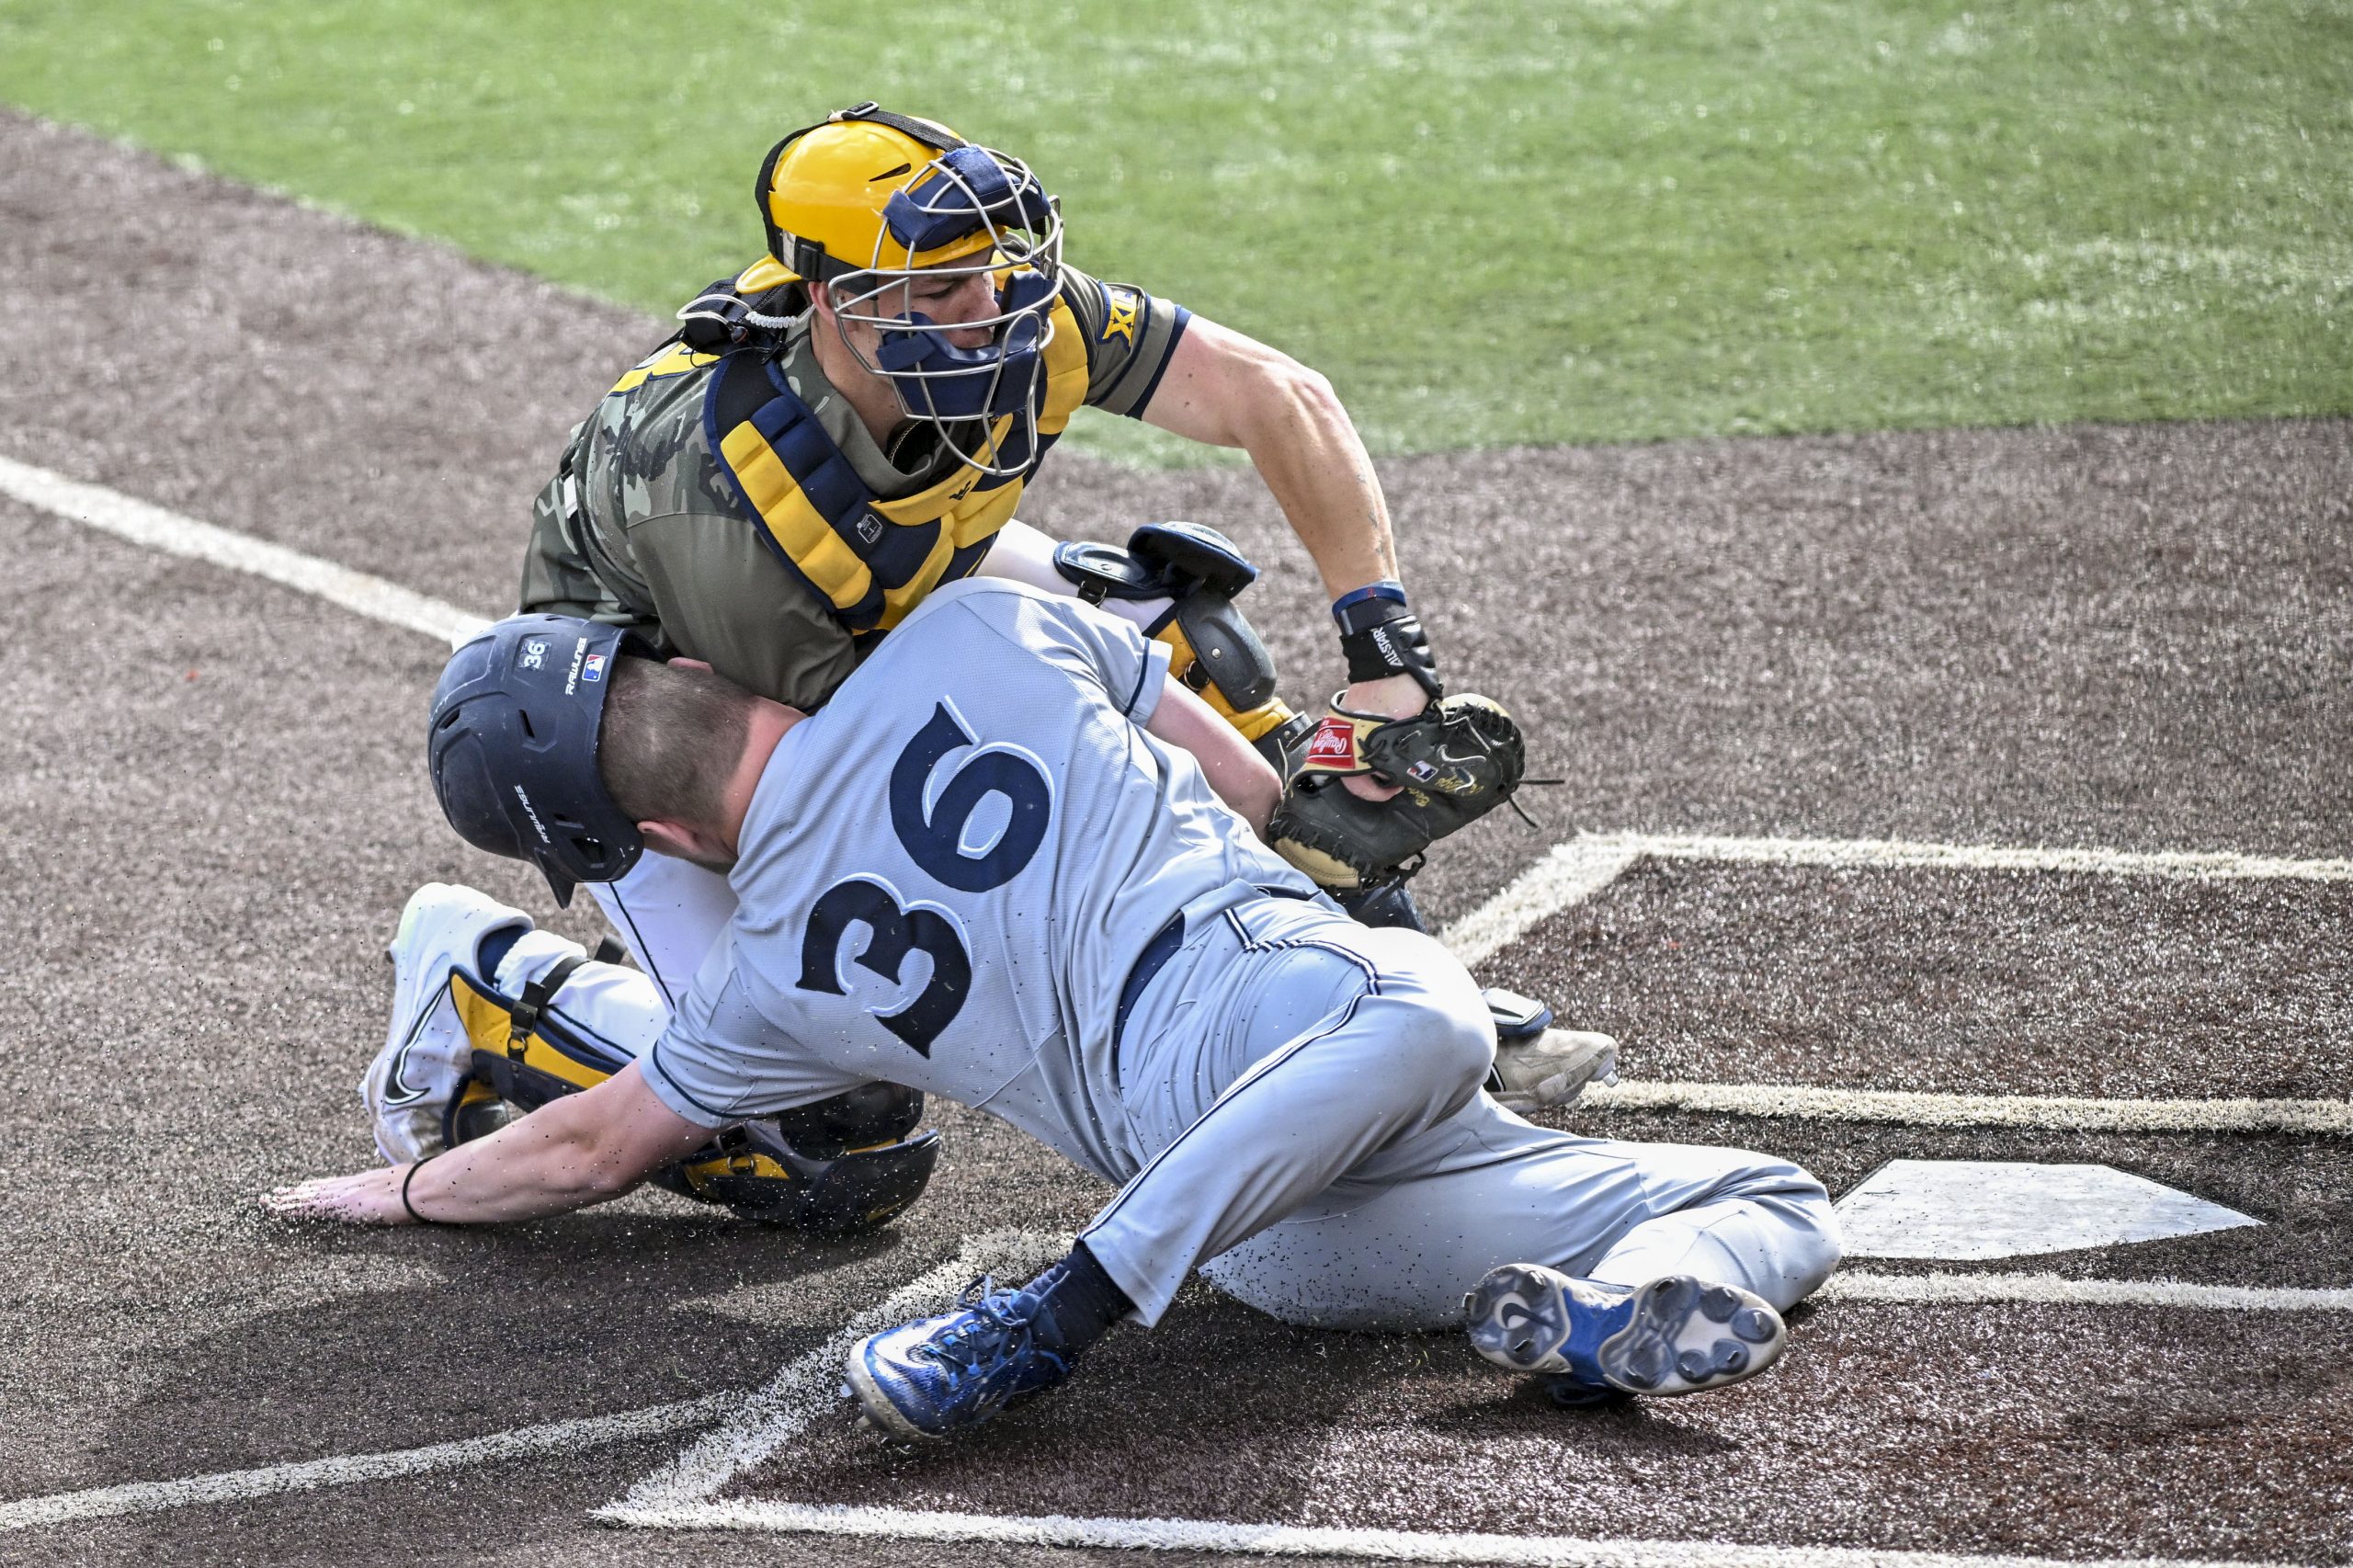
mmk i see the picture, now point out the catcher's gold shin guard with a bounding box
[444,959,938,1236]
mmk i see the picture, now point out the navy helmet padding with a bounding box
[881,144,1053,255]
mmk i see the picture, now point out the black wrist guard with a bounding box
[1336,594,1444,700]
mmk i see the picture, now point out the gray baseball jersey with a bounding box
[638,578,1319,1179]
[627,579,1839,1329]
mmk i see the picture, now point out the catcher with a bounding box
[382,104,1610,1231]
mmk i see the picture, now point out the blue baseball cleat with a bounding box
[1464,1264,1786,1407]
[843,1276,1077,1441]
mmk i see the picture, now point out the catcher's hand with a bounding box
[1266,693,1528,889]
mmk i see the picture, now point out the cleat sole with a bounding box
[1596,1275,1786,1398]
[1464,1264,1594,1374]
[1468,1264,1788,1401]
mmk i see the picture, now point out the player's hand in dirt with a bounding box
[260,1166,415,1226]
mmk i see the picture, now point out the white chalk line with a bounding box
[1823,1270,2353,1312]
[0,452,489,647]
[1595,831,2353,883]
[1442,840,1642,969]
[608,1228,1064,1514]
[597,1499,2309,1568]
[0,1392,734,1531]
[1569,1078,2353,1136]
[1442,831,2353,971]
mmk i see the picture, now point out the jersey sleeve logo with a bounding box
[1101,287,1141,346]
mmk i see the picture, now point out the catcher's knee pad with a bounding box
[1053,523,1282,720]
[1159,589,1279,713]
[448,960,938,1237]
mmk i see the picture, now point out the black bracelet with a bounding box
[401,1153,447,1226]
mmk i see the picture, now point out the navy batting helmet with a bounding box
[427,614,649,905]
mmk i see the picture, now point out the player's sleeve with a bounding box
[1058,263,1190,420]
[637,958,865,1129]
[949,585,1173,725]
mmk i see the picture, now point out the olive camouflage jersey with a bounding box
[518,266,1188,710]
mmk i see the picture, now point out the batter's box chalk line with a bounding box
[1570,1080,2353,1136]
[1440,830,2353,1136]
[1441,830,2353,971]
[4,1240,2345,1539]
[594,1239,2349,1564]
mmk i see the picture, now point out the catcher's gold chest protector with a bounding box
[704,288,1090,638]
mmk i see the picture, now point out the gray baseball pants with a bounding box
[1081,894,1842,1329]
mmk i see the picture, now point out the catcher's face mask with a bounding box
[748,106,1065,479]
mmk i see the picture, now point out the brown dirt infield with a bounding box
[3,107,2348,1566]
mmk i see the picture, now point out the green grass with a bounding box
[3,0,2347,461]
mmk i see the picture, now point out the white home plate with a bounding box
[1834,1159,2261,1260]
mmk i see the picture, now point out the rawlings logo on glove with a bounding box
[1267,693,1529,890]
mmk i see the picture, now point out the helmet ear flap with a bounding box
[425,615,647,903]
[754,125,815,278]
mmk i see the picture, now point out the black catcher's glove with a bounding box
[1266,693,1528,890]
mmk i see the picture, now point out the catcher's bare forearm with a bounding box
[1139,315,1396,600]
[1144,674,1281,837]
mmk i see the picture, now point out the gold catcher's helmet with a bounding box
[739,104,1064,475]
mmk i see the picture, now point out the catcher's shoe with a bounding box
[1490,1028,1620,1112]
[1465,1265,1784,1408]
[361,883,532,1164]
[843,1276,1077,1441]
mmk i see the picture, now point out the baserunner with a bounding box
[268,582,1841,1432]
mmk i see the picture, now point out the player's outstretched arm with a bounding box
[1145,673,1282,837]
[261,1062,713,1227]
[1138,313,1425,729]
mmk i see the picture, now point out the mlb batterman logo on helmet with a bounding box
[736,104,1067,477]
[426,614,652,906]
